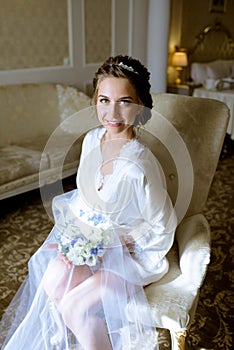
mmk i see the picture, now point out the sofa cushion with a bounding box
[0,145,49,185]
[56,84,91,133]
[20,134,83,168]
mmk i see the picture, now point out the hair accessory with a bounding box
[118,62,138,74]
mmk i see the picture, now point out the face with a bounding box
[96,77,141,137]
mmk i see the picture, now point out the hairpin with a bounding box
[118,62,138,74]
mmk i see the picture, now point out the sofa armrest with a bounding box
[176,213,211,288]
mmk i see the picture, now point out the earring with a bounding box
[134,124,141,140]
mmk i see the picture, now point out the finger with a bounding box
[59,254,72,269]
[44,243,58,249]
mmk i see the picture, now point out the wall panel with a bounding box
[84,0,112,64]
[0,0,68,70]
[0,0,148,91]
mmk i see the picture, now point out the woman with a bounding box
[0,55,177,350]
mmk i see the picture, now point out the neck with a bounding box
[103,126,135,142]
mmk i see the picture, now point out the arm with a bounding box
[127,153,177,274]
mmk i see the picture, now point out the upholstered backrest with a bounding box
[0,84,59,146]
[141,93,229,219]
[0,83,90,147]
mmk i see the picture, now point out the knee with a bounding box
[42,259,68,301]
[59,293,82,326]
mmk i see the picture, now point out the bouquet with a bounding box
[55,211,111,266]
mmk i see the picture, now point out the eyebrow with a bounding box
[98,95,134,100]
[119,96,134,100]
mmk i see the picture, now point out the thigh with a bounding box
[61,269,134,315]
[43,258,92,302]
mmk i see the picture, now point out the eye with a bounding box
[99,98,109,104]
[119,99,131,105]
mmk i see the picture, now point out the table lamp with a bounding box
[172,51,188,84]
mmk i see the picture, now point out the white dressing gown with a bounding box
[0,127,177,350]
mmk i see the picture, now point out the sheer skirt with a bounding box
[0,191,159,350]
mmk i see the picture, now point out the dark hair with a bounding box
[92,55,153,125]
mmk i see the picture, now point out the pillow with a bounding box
[227,60,234,77]
[207,60,230,79]
[56,84,91,133]
[231,65,234,78]
[190,62,208,84]
[190,60,233,85]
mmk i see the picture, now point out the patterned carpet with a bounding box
[187,153,234,350]
[0,153,233,349]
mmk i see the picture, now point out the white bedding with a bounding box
[191,59,234,87]
[193,87,234,139]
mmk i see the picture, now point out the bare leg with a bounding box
[59,271,124,350]
[43,258,92,303]
[43,259,126,349]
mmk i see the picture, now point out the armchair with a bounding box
[45,93,229,349]
[126,93,229,349]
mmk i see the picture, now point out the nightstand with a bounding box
[167,83,202,96]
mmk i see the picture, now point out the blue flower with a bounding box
[53,216,109,266]
[90,248,98,256]
[88,213,107,226]
[61,246,69,254]
[70,239,77,248]
[97,241,104,247]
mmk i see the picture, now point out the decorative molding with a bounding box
[0,0,71,71]
[67,0,74,68]
[128,0,134,56]
[0,0,149,88]
[111,0,116,56]
[81,0,86,67]
[0,0,77,86]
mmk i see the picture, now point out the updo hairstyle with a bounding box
[92,55,153,125]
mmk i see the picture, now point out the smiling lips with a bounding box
[106,120,124,127]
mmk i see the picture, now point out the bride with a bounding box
[0,55,177,350]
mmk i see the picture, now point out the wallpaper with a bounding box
[0,0,69,70]
[84,0,112,64]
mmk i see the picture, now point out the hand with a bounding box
[58,253,72,269]
[44,243,58,250]
[44,243,72,269]
[120,235,135,252]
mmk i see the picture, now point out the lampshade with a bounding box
[172,52,188,67]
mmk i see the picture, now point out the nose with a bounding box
[109,102,120,120]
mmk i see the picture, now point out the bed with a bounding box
[189,21,234,141]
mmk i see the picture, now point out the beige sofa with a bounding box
[0,83,91,200]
